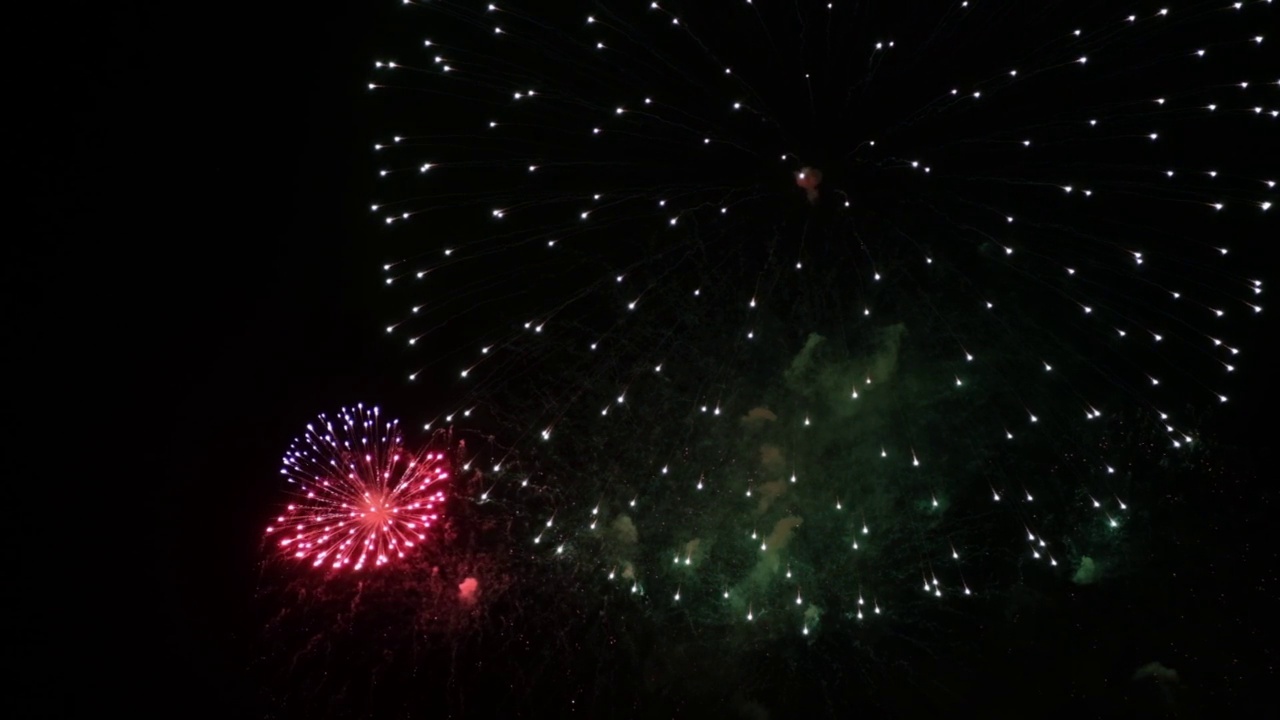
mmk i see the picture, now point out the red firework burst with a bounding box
[266,404,448,571]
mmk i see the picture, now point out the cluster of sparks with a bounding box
[267,405,448,571]
[360,1,1271,631]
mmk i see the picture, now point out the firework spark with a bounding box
[266,404,447,571]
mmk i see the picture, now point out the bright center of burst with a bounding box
[361,495,394,528]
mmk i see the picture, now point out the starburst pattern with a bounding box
[266,405,448,571]
[365,1,1270,636]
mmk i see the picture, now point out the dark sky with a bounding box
[24,2,1278,717]
[23,3,404,715]
[148,5,404,715]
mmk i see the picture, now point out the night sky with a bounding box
[154,4,411,714]
[27,2,1280,717]
[23,2,410,715]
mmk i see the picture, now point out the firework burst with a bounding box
[266,404,448,571]
[366,1,1271,635]
[251,3,1274,714]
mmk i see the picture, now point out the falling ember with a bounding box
[266,404,449,572]
[795,166,823,204]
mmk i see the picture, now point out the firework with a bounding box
[266,404,448,571]
[367,2,1270,638]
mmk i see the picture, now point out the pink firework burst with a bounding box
[266,404,448,571]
